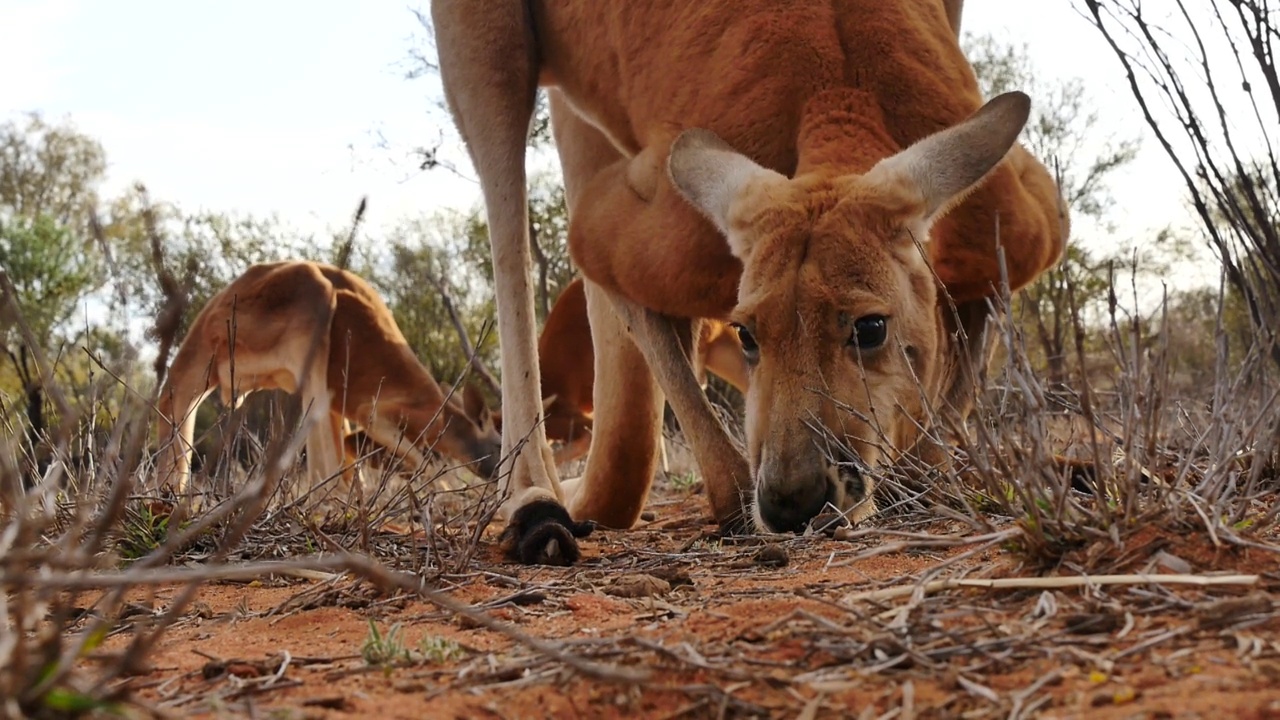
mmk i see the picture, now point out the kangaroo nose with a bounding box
[756,472,829,533]
[472,439,503,479]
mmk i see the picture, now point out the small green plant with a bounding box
[360,622,464,670]
[361,619,408,667]
[669,472,700,493]
[38,688,118,715]
[117,502,170,562]
[967,482,1018,513]
[418,635,465,664]
[27,625,119,715]
[689,537,722,553]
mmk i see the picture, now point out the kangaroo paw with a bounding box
[500,499,597,566]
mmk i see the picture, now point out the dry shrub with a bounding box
[870,258,1279,566]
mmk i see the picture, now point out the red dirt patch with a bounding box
[77,485,1280,719]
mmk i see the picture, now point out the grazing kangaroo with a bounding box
[154,261,502,500]
[432,0,1068,564]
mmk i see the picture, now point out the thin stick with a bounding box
[425,270,503,397]
[842,572,1259,604]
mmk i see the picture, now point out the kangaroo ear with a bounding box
[864,91,1031,221]
[667,128,789,262]
[462,381,492,428]
[541,394,558,413]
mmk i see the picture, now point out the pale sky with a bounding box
[0,1,1228,299]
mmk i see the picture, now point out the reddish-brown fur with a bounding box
[535,4,1062,317]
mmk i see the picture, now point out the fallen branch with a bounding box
[842,572,1260,604]
[1,554,649,685]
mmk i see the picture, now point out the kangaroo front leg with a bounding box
[299,389,339,503]
[433,0,591,565]
[558,279,666,528]
[605,291,753,532]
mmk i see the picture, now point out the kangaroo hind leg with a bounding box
[433,1,589,565]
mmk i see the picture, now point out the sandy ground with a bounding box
[69,470,1280,720]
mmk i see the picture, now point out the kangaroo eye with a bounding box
[732,323,759,363]
[848,315,888,351]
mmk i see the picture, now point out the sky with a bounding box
[0,0,1235,299]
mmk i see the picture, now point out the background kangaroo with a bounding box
[154,261,502,503]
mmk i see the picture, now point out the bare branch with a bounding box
[424,267,502,397]
[1081,0,1280,366]
[529,213,550,319]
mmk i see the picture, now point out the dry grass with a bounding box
[1,207,1279,717]
[860,258,1280,574]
